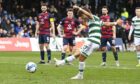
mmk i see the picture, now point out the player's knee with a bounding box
[39,45,44,50]
[101,47,107,52]
[63,45,68,51]
[79,55,86,62]
[111,46,116,51]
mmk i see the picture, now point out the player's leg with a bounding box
[44,35,51,63]
[134,38,140,67]
[71,55,86,79]
[71,41,99,79]
[38,35,45,64]
[136,45,140,67]
[54,48,80,66]
[109,38,119,66]
[100,38,107,66]
[54,40,92,66]
[61,38,69,59]
[68,37,76,56]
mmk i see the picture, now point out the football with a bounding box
[25,62,37,73]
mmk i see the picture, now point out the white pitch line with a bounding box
[70,64,140,70]
[0,62,140,70]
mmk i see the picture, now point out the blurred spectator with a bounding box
[14,21,23,37]
[22,25,30,37]
[26,16,35,25]
[8,13,17,23]
[122,19,133,51]
[0,27,7,37]
[14,5,20,18]
[29,7,38,17]
[121,8,129,20]
[4,19,12,33]
[116,24,128,51]
[0,0,138,39]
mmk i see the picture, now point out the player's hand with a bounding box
[72,31,78,35]
[116,19,123,26]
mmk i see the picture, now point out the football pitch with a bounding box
[0,51,140,84]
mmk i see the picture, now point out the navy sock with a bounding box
[47,49,51,61]
[40,51,44,60]
[79,69,84,72]
[61,53,66,60]
[113,52,118,61]
[102,52,106,62]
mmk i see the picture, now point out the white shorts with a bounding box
[80,40,99,57]
[134,37,140,46]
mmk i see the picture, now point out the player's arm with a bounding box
[103,19,123,26]
[57,24,63,37]
[128,26,134,40]
[50,18,55,37]
[73,24,86,35]
[35,21,39,37]
[112,26,116,39]
[73,5,93,19]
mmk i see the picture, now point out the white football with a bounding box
[25,62,37,73]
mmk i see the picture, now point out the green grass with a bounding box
[0,51,140,84]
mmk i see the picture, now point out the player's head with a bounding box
[102,6,108,15]
[41,3,47,13]
[77,7,92,25]
[135,7,140,17]
[77,7,92,20]
[67,8,74,18]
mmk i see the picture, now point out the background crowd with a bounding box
[0,0,140,50]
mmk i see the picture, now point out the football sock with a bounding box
[137,52,140,64]
[61,53,66,60]
[40,51,44,61]
[138,60,140,64]
[65,55,75,63]
[113,52,118,61]
[102,52,106,62]
[79,62,85,75]
[47,49,51,61]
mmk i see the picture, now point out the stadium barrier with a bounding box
[0,38,85,51]
[0,38,124,51]
[0,38,32,51]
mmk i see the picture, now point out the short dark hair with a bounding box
[77,7,91,16]
[102,6,108,10]
[41,3,47,6]
[136,7,140,9]
[67,8,73,12]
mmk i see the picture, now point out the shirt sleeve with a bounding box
[49,13,55,22]
[59,18,65,25]
[100,20,104,26]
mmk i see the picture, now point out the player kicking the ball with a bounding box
[54,5,123,79]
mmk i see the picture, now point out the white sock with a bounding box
[65,55,75,63]
[79,62,85,75]
[137,52,140,64]
[138,60,140,64]
[116,61,119,64]
[60,60,65,64]
[103,62,106,64]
